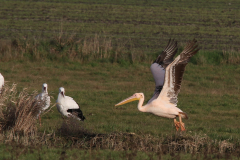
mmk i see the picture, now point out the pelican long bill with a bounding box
[115,95,139,106]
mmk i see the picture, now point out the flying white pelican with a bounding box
[0,73,4,93]
[115,39,199,131]
[35,83,51,126]
[56,87,85,121]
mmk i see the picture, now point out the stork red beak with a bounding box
[61,92,64,97]
[115,95,140,106]
[44,87,46,91]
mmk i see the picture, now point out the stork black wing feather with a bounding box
[67,108,86,121]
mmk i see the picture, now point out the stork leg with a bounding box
[39,116,42,127]
[178,114,186,131]
[174,118,180,131]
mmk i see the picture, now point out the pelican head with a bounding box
[115,93,144,106]
[42,83,48,92]
[59,87,65,97]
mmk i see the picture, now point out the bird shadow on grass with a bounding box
[57,117,96,139]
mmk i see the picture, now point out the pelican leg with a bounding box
[178,114,186,131]
[174,118,180,131]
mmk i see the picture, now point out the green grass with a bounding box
[0,60,239,139]
[0,60,239,159]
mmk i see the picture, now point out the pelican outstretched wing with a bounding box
[157,39,199,105]
[153,39,178,68]
[148,39,178,103]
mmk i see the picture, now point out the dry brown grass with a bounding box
[2,35,239,66]
[222,50,240,64]
[85,133,235,154]
[0,34,153,63]
[38,119,237,155]
[80,34,113,60]
[0,83,18,131]
[0,34,121,62]
[26,128,236,157]
[0,83,41,143]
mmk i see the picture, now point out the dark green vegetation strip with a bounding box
[1,0,240,53]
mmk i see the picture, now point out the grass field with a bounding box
[1,61,239,138]
[1,0,240,53]
[1,0,240,159]
[0,60,240,159]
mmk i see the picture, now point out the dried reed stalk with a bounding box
[13,89,41,135]
[0,83,18,131]
[0,84,41,138]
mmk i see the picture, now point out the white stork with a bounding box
[56,87,85,121]
[35,83,51,126]
[115,39,199,131]
[0,73,4,93]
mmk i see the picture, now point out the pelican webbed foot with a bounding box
[178,113,186,132]
[180,122,186,131]
[174,118,180,131]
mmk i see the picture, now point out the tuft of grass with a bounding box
[222,50,240,64]
[0,83,18,132]
[0,83,41,142]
